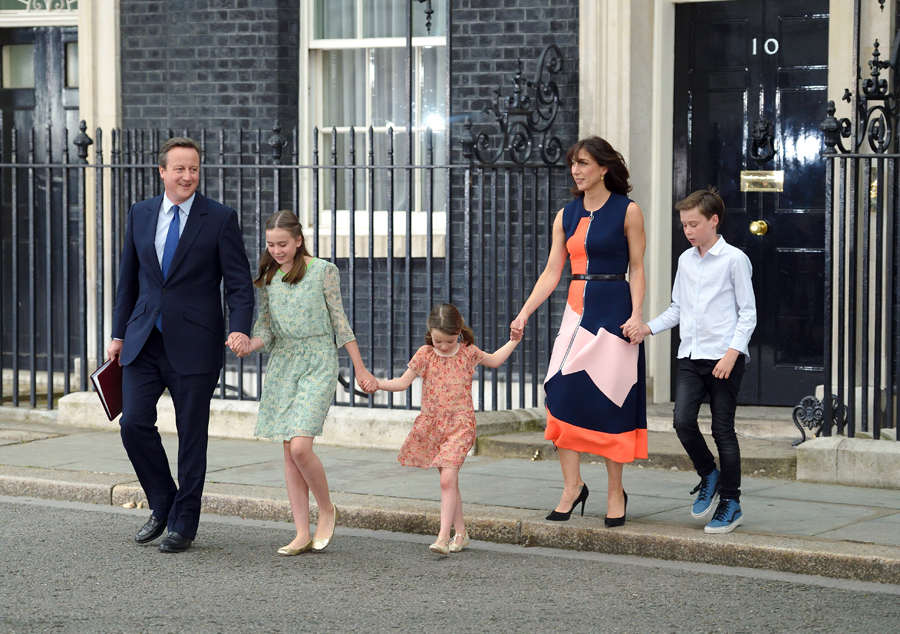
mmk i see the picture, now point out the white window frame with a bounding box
[298,0,447,258]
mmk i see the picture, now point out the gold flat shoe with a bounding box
[312,505,340,552]
[429,537,450,555]
[277,538,313,556]
[448,532,469,553]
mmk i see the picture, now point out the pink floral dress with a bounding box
[397,343,485,469]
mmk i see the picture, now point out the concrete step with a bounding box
[645,402,799,439]
[475,430,797,480]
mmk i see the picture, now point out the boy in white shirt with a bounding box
[634,188,756,533]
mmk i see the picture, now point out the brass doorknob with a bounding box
[749,220,768,236]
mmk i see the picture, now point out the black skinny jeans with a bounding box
[673,356,746,501]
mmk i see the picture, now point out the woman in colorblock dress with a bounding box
[511,137,647,527]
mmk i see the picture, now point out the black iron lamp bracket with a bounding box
[821,35,900,154]
[460,44,563,166]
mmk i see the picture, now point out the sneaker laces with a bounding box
[711,499,732,522]
[690,476,710,498]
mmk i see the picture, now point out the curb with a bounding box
[4,468,899,585]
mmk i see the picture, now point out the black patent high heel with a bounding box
[605,490,628,528]
[545,484,589,521]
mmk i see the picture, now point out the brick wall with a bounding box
[119,0,300,134]
[448,0,580,165]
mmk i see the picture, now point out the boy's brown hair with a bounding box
[675,187,724,224]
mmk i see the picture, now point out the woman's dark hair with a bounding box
[566,136,632,197]
[254,210,312,287]
[425,303,475,347]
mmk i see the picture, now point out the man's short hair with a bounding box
[675,187,725,223]
[158,137,202,168]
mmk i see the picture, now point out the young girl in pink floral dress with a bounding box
[374,303,520,555]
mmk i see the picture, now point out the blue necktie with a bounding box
[156,205,181,331]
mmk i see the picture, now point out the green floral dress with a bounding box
[252,258,356,440]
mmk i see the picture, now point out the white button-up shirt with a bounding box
[647,235,757,361]
[154,194,195,267]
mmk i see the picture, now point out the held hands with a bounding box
[621,316,649,345]
[510,315,527,341]
[355,368,378,393]
[226,332,251,358]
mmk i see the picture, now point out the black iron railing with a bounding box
[0,119,568,412]
[798,28,900,442]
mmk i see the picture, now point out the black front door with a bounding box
[673,0,829,406]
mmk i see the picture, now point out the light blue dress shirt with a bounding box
[155,194,195,267]
[647,235,757,361]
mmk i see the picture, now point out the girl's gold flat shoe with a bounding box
[429,537,450,555]
[312,505,340,552]
[448,532,469,553]
[277,538,313,556]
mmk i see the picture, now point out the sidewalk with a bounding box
[2,412,900,585]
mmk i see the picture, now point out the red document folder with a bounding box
[90,358,123,421]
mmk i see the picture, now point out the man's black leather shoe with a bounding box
[158,532,192,553]
[134,515,167,544]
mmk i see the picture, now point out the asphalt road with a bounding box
[1,497,898,634]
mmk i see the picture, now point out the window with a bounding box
[302,0,448,257]
[1,43,33,88]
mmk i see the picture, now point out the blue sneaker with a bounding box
[704,498,743,534]
[690,469,721,519]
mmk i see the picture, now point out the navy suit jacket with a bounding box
[111,193,255,375]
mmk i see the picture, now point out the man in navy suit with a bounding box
[107,137,255,553]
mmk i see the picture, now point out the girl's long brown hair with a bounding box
[253,210,312,287]
[425,303,475,346]
[566,136,632,197]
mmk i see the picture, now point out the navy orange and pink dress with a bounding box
[544,193,648,463]
[397,343,485,469]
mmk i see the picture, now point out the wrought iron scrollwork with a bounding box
[749,118,776,166]
[460,44,563,165]
[792,395,847,446]
[820,36,900,154]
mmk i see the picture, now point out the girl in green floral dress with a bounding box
[231,210,376,556]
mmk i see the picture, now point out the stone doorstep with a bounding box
[13,476,899,585]
[475,431,797,480]
[55,392,546,450]
[56,390,795,444]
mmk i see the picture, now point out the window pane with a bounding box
[320,130,366,212]
[371,48,409,127]
[315,0,357,39]
[363,0,405,38]
[322,50,366,128]
[1,44,34,89]
[363,0,445,37]
[65,42,78,88]
[419,131,447,212]
[419,45,446,128]
[373,130,409,212]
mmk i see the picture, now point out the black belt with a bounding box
[573,274,625,282]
